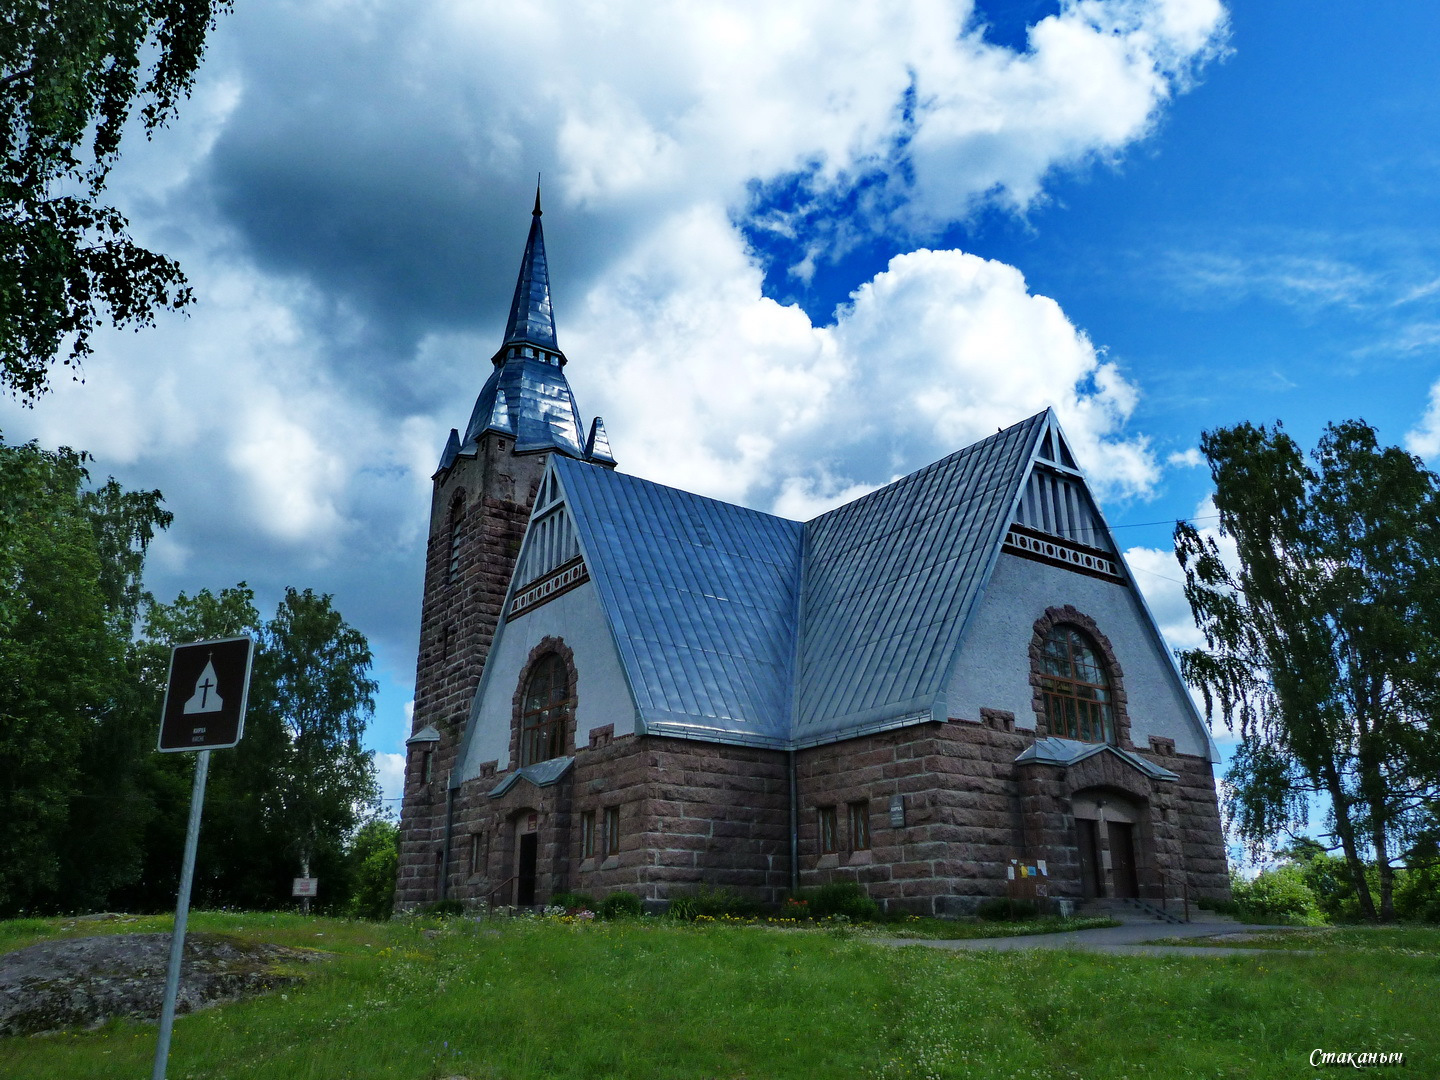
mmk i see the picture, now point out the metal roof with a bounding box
[488,755,575,797]
[501,189,559,352]
[554,456,803,747]
[1015,737,1179,782]
[447,195,607,464]
[791,413,1047,745]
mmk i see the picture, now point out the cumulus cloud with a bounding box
[1405,380,1440,462]
[0,0,1229,740]
[571,214,1158,513]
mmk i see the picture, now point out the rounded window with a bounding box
[1039,625,1115,744]
[519,654,571,765]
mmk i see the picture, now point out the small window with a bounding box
[420,748,434,785]
[848,801,870,852]
[470,832,487,875]
[447,500,464,583]
[581,810,596,859]
[520,654,572,766]
[818,807,838,854]
[604,805,621,857]
[1039,624,1116,744]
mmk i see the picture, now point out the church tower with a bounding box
[396,192,615,907]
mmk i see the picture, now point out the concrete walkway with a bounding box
[873,918,1307,958]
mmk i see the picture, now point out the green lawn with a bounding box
[3,912,1436,1079]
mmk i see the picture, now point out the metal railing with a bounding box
[1137,867,1190,922]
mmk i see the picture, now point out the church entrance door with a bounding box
[1077,818,1102,898]
[1107,822,1139,898]
[517,832,538,907]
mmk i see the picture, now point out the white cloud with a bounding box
[375,752,407,809]
[1405,380,1440,462]
[1167,447,1204,468]
[571,216,1159,511]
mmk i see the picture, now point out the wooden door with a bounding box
[1107,821,1139,898]
[1077,818,1101,898]
[517,831,538,906]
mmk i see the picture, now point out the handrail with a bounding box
[1138,867,1190,922]
[486,875,518,909]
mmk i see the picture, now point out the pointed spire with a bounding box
[585,416,616,466]
[437,427,461,472]
[498,182,559,359]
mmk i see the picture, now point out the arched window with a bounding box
[519,653,571,765]
[1039,624,1115,744]
[447,497,465,584]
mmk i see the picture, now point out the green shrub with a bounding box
[801,882,878,922]
[975,898,1037,922]
[667,895,698,920]
[1231,866,1322,924]
[552,891,596,912]
[344,820,399,921]
[598,891,644,919]
[418,898,466,918]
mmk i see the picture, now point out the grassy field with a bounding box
[3,911,1436,1079]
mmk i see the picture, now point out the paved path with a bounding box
[873,919,1307,958]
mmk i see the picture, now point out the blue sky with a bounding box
[2,1,1436,832]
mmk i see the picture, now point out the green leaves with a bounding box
[1,0,230,402]
[1175,419,1440,920]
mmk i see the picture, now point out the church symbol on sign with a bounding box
[183,657,224,715]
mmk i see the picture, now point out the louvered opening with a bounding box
[1014,468,1113,552]
[515,503,581,587]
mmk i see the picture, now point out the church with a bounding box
[395,196,1230,916]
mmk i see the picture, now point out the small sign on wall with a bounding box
[889,794,905,828]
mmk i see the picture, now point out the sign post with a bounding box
[152,636,254,1080]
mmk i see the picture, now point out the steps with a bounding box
[1078,897,1188,925]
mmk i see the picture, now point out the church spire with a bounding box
[498,181,559,360]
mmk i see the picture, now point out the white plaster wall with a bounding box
[459,578,637,780]
[945,553,1209,757]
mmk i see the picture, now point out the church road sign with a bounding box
[157,637,255,752]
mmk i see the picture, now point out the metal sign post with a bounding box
[152,636,253,1080]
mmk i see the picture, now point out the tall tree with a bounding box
[1175,420,1440,921]
[0,437,169,914]
[257,588,380,889]
[1,0,232,402]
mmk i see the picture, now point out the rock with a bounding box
[0,932,324,1037]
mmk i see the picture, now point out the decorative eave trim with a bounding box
[1003,524,1125,584]
[508,557,589,619]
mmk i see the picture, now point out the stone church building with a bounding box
[396,198,1229,916]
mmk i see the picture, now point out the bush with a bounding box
[551,891,596,913]
[1231,866,1322,924]
[344,820,398,921]
[418,898,466,918]
[799,882,878,922]
[975,897,1037,922]
[598,891,644,919]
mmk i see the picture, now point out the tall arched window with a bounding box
[1039,624,1115,744]
[447,497,465,584]
[519,653,571,765]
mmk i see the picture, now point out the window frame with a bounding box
[518,653,573,766]
[604,805,621,857]
[1038,624,1116,744]
[848,800,870,852]
[580,810,596,859]
[817,806,838,854]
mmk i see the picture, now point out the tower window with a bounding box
[447,499,464,583]
[581,810,596,859]
[848,801,870,852]
[818,806,838,854]
[604,805,621,856]
[519,653,572,765]
[1039,624,1116,743]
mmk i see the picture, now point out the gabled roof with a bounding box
[1015,737,1179,781]
[792,413,1047,745]
[555,456,803,747]
[470,407,1211,759]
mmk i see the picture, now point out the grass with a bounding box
[2,911,1436,1079]
[1147,924,1440,954]
[867,915,1120,940]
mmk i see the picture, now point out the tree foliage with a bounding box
[0,433,384,916]
[1,0,232,402]
[0,436,168,913]
[1175,419,1440,921]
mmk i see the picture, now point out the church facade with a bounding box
[396,201,1230,916]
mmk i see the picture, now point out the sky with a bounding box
[4,0,1438,825]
